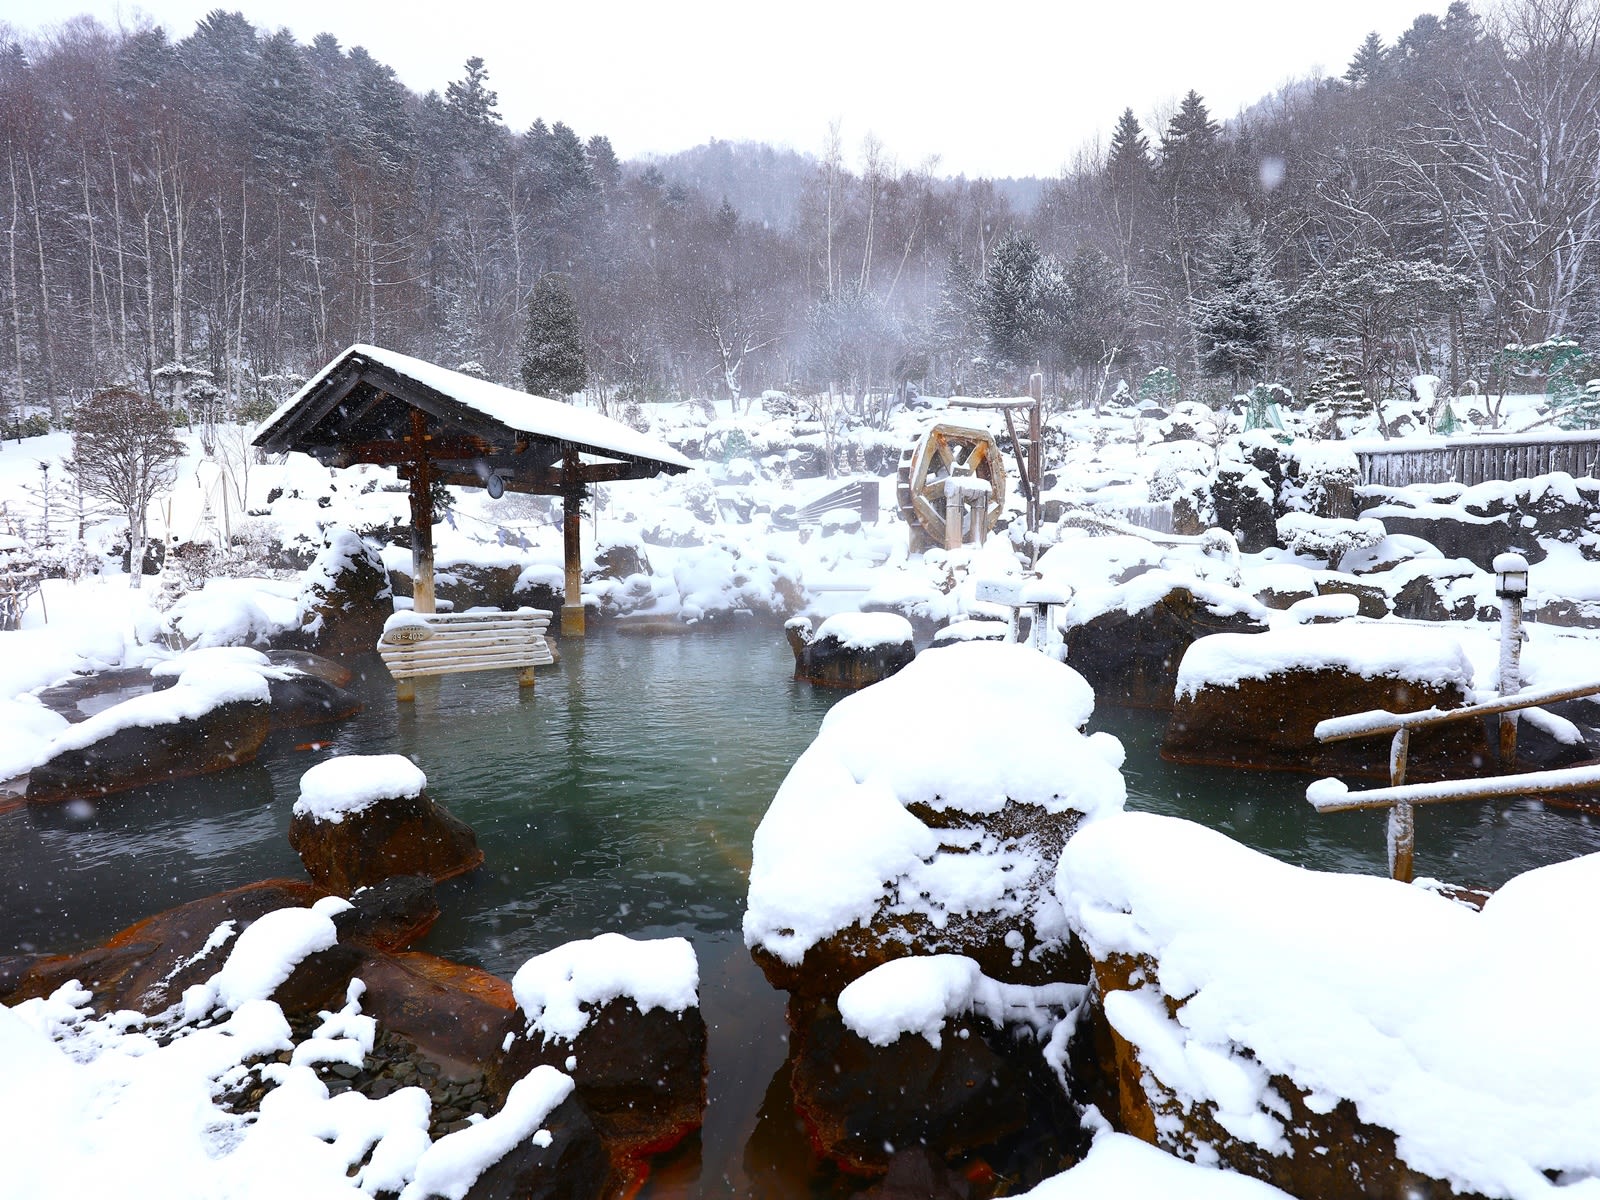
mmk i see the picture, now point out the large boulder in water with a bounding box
[1061,573,1271,711]
[148,646,362,732]
[496,934,706,1189]
[785,612,915,690]
[789,957,1082,1177]
[0,875,439,1013]
[1164,623,1486,780]
[288,755,483,893]
[1059,812,1600,1200]
[25,661,272,804]
[746,642,1126,1002]
[292,527,393,659]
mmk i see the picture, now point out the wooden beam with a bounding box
[562,446,585,638]
[252,357,364,451]
[350,434,501,464]
[408,408,436,615]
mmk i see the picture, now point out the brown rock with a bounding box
[1314,576,1392,619]
[293,529,394,660]
[751,801,1089,1002]
[586,540,651,582]
[1076,950,1489,1200]
[453,1091,608,1200]
[289,789,483,894]
[354,950,520,1081]
[264,649,353,688]
[0,879,319,1011]
[265,670,363,731]
[331,875,441,951]
[494,996,708,1163]
[25,697,271,805]
[788,998,1037,1176]
[1063,586,1269,711]
[785,617,915,690]
[1164,666,1486,781]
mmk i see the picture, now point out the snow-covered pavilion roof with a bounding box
[252,345,689,494]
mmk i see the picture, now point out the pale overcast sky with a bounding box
[2,0,1444,177]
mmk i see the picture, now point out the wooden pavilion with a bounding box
[253,345,691,636]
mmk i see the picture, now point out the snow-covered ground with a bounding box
[5,386,1600,1196]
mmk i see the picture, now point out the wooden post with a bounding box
[561,446,585,637]
[944,480,963,551]
[408,408,436,616]
[1387,726,1414,883]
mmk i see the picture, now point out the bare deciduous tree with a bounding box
[68,387,184,588]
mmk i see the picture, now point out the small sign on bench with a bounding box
[378,607,555,702]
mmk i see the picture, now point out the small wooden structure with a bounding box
[948,392,1043,531]
[1309,679,1600,882]
[378,608,554,702]
[253,345,690,638]
[895,424,1007,553]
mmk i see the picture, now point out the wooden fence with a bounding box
[1358,433,1600,487]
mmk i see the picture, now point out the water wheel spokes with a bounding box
[896,424,1007,552]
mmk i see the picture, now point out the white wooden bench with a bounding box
[378,607,555,702]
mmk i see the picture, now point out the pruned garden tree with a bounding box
[67,387,184,588]
[520,274,588,400]
[1290,252,1474,413]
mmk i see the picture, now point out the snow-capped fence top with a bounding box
[1354,430,1600,487]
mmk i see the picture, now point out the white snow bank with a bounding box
[1176,623,1473,699]
[0,910,494,1200]
[294,754,428,824]
[1017,1129,1293,1199]
[163,577,302,649]
[1057,812,1600,1199]
[744,642,1125,967]
[22,662,270,777]
[837,954,1082,1049]
[510,933,699,1044]
[200,905,342,1014]
[813,611,913,648]
[399,1065,574,1200]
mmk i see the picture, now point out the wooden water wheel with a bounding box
[895,423,1007,553]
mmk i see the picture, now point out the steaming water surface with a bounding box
[4,625,1598,1195]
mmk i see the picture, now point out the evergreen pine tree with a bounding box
[1193,210,1283,390]
[977,231,1048,374]
[1105,108,1152,279]
[1345,32,1388,87]
[520,275,588,400]
[932,251,982,391]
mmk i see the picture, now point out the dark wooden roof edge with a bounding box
[253,346,690,475]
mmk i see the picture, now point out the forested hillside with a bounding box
[1,0,1597,433]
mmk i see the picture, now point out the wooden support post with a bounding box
[1387,726,1414,883]
[408,408,436,617]
[561,446,585,637]
[396,677,415,704]
[518,665,536,690]
[944,483,963,551]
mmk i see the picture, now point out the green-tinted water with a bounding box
[4,628,1599,1195]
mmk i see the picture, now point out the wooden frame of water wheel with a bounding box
[895,423,1007,553]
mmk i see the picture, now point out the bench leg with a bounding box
[396,677,415,703]
[518,666,536,690]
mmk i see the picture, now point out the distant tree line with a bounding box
[0,0,1597,434]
